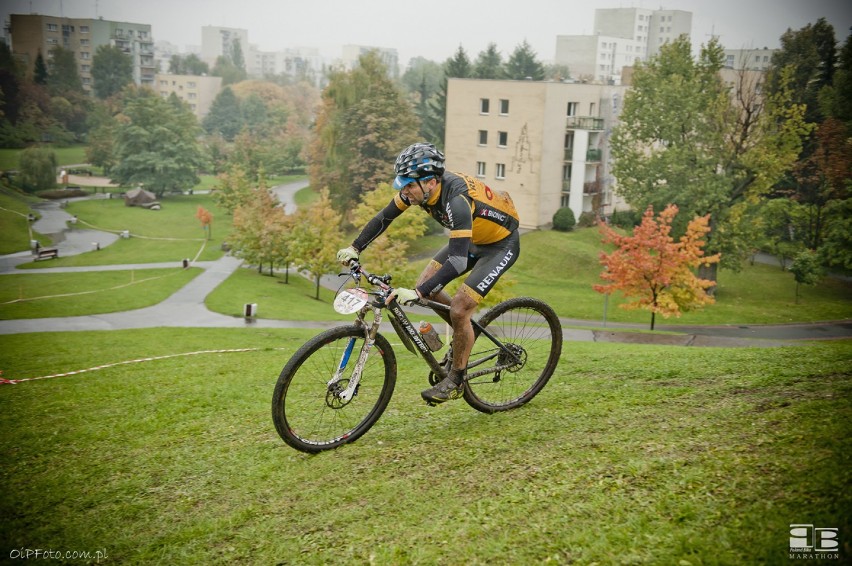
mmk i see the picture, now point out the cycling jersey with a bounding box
[352,172,520,300]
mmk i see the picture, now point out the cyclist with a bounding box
[337,142,521,404]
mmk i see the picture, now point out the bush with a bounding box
[18,146,58,193]
[552,207,576,232]
[577,211,598,228]
[609,208,641,229]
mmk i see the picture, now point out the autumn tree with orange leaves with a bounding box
[595,205,721,330]
[196,206,213,240]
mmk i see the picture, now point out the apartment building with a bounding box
[201,25,252,72]
[445,78,629,230]
[154,74,222,119]
[723,48,776,71]
[555,7,692,84]
[340,44,399,78]
[9,14,156,94]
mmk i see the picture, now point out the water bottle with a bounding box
[419,320,443,352]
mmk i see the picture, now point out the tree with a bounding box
[789,249,825,304]
[424,46,471,146]
[352,183,427,282]
[196,206,213,240]
[472,43,504,79]
[33,51,48,85]
[92,45,133,99]
[292,189,344,299]
[18,146,57,192]
[308,51,419,215]
[213,163,254,213]
[504,40,545,80]
[169,53,209,76]
[230,180,290,275]
[211,39,247,85]
[401,57,443,141]
[552,207,576,231]
[594,205,720,330]
[110,89,206,197]
[46,45,83,97]
[610,36,809,282]
[202,86,242,141]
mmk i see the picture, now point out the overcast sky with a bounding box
[3,0,851,66]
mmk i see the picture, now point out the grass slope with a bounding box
[0,329,848,564]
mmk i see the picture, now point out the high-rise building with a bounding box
[340,45,399,78]
[555,7,692,84]
[9,14,156,94]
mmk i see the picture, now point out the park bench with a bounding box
[34,247,59,260]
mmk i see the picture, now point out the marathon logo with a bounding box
[476,250,514,292]
[480,209,507,222]
[390,304,429,352]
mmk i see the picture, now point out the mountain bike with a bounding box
[271,261,562,453]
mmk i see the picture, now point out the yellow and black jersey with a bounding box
[352,172,520,297]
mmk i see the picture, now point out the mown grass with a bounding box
[0,268,201,319]
[0,191,47,255]
[16,194,230,268]
[0,328,848,564]
[204,227,852,327]
[512,229,852,325]
[0,145,88,170]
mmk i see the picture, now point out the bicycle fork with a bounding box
[328,313,382,402]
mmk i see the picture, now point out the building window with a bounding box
[498,131,508,147]
[62,25,74,33]
[567,102,578,116]
[81,65,90,72]
[82,77,91,85]
[496,163,506,179]
[80,25,89,33]
[499,99,509,115]
[563,164,572,180]
[188,93,197,99]
[480,98,490,114]
[80,39,90,46]
[160,80,169,86]
[46,23,58,31]
[476,162,486,177]
[46,38,58,45]
[80,52,90,60]
[478,130,488,145]
[188,81,196,88]
[589,102,596,115]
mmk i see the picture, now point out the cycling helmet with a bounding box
[392,143,445,189]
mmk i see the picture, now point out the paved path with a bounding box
[1,179,849,346]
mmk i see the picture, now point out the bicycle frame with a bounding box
[341,263,522,385]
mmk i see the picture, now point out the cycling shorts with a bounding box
[430,231,520,303]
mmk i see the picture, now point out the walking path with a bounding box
[1,178,850,346]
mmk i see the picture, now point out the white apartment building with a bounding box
[445,78,629,230]
[555,7,692,84]
[201,25,252,71]
[340,44,399,78]
[723,48,776,71]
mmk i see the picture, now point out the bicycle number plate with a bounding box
[334,288,369,314]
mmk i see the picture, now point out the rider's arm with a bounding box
[351,194,409,252]
[416,195,473,297]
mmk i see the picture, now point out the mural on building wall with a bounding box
[512,124,534,174]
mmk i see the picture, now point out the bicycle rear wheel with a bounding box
[272,325,397,453]
[463,297,562,413]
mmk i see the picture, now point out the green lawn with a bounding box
[0,191,47,255]
[0,145,89,170]
[17,194,231,268]
[0,329,848,564]
[0,268,201,319]
[203,228,852,327]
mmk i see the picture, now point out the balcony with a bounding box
[566,116,604,130]
[586,149,602,162]
[584,180,601,195]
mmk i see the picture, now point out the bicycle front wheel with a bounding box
[272,325,397,453]
[463,297,562,413]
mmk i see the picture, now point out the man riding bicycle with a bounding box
[337,142,521,405]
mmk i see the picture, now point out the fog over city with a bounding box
[2,0,851,66]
